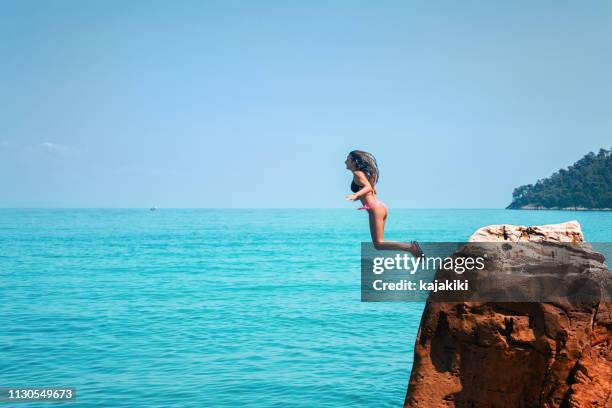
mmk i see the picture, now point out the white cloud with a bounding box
[38,142,79,156]
[39,142,67,152]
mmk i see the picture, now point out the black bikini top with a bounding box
[351,181,361,193]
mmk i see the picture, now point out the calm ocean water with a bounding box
[1,209,610,407]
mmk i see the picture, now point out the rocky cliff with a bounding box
[404,221,612,407]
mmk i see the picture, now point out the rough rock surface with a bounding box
[469,220,584,243]
[404,221,612,408]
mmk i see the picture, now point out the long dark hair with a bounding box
[349,150,379,187]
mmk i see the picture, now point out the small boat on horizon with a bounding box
[150,206,158,211]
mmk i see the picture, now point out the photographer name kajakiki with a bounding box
[372,279,469,292]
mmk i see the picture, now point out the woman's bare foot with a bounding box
[410,241,424,257]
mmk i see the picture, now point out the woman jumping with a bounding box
[345,150,423,256]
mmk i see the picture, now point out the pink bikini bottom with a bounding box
[357,200,387,211]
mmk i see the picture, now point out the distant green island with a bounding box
[507,148,612,211]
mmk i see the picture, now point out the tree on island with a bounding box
[507,148,612,210]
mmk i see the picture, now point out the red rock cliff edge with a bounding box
[404,221,612,407]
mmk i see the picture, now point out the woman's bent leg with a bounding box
[368,207,420,255]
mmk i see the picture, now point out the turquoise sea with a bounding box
[1,209,611,407]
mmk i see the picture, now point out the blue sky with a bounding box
[1,0,610,208]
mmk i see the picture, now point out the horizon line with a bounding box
[0,207,541,210]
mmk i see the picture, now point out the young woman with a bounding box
[345,150,423,256]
